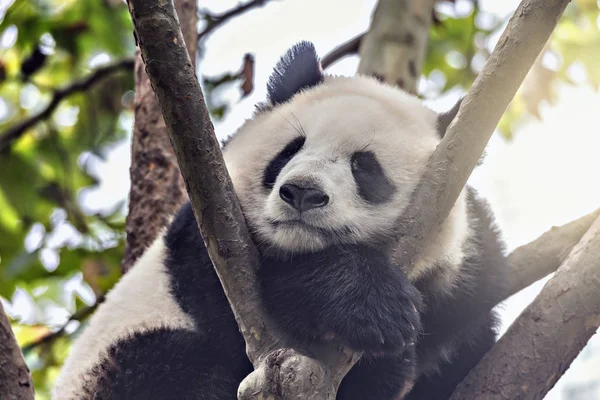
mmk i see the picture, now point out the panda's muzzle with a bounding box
[279,183,329,212]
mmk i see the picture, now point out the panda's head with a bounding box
[223,42,458,254]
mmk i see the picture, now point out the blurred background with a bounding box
[0,0,599,398]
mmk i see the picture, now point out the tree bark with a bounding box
[0,301,34,400]
[122,0,197,272]
[450,214,600,399]
[357,0,435,93]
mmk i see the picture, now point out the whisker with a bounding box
[290,111,307,138]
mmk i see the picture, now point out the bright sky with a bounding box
[6,0,600,397]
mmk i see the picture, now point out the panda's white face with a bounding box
[223,75,441,254]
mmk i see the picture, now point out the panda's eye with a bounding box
[350,151,396,204]
[282,137,305,157]
[351,151,377,173]
[262,136,306,189]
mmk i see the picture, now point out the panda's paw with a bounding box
[335,297,421,354]
[258,243,422,354]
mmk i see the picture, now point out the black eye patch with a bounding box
[351,151,396,204]
[263,137,306,189]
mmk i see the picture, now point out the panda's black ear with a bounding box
[267,41,324,105]
[436,98,463,138]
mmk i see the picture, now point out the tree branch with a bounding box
[0,301,34,400]
[504,208,600,301]
[321,33,364,69]
[392,0,571,269]
[451,214,600,399]
[0,58,134,154]
[20,295,105,354]
[122,0,197,272]
[357,0,436,93]
[198,0,274,41]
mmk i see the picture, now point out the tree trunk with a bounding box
[357,0,435,93]
[0,301,34,400]
[122,0,197,272]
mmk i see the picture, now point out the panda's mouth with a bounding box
[269,219,328,235]
[268,219,353,237]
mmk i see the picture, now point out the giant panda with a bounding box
[54,41,508,400]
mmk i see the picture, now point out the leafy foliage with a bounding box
[0,0,133,397]
[424,0,600,138]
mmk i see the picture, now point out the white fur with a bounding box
[408,190,472,282]
[224,74,470,274]
[53,236,195,400]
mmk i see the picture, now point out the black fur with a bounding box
[262,136,306,188]
[337,347,417,400]
[259,244,421,354]
[83,327,252,400]
[267,41,324,105]
[351,151,396,204]
[436,98,462,138]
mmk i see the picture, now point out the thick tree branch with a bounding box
[198,0,274,41]
[504,208,600,300]
[122,0,197,272]
[321,33,364,69]
[451,214,600,399]
[357,0,436,93]
[0,58,134,154]
[393,0,571,269]
[0,301,34,400]
[127,1,357,398]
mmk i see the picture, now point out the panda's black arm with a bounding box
[259,244,422,354]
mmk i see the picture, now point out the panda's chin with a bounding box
[258,220,330,254]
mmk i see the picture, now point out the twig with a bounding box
[321,33,364,69]
[198,0,274,41]
[239,53,255,97]
[0,59,134,154]
[20,296,105,354]
[0,300,35,400]
[127,1,357,398]
[392,0,572,269]
[203,54,255,97]
[450,214,600,399]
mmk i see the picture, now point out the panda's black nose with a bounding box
[279,184,329,212]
